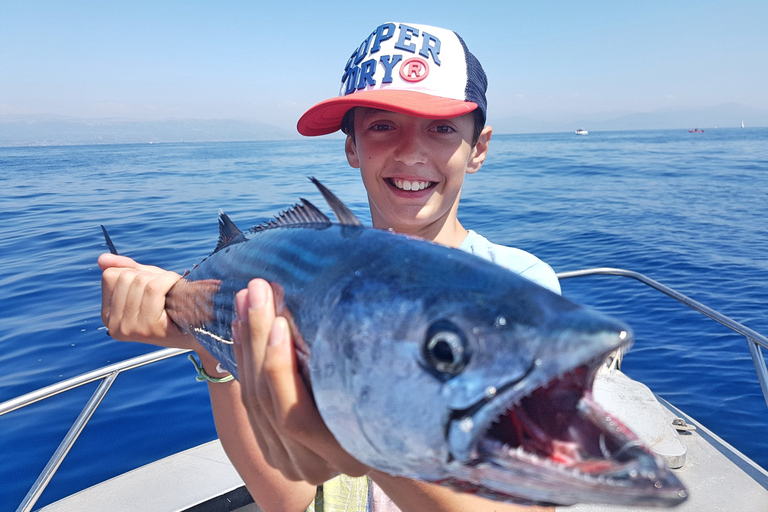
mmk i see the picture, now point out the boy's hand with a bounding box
[98,253,197,350]
[233,278,369,484]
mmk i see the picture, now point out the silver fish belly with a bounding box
[163,178,687,508]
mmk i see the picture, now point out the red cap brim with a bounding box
[297,90,478,136]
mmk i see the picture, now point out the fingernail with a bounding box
[248,279,268,309]
[235,289,248,320]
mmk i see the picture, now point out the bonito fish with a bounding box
[108,178,687,507]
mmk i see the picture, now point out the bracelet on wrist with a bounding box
[187,354,234,383]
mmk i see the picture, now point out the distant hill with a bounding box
[0,116,299,146]
[3,103,766,145]
[490,103,768,134]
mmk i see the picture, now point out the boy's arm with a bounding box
[202,351,317,512]
[236,278,554,512]
[232,279,369,483]
[98,255,316,512]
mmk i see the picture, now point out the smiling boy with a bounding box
[100,22,557,512]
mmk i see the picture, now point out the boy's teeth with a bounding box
[394,179,429,191]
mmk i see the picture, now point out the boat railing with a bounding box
[0,347,190,512]
[2,267,767,512]
[557,268,768,410]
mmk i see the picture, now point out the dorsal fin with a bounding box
[215,211,246,252]
[309,177,363,226]
[251,198,331,233]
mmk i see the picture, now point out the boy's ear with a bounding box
[466,125,493,175]
[345,135,360,169]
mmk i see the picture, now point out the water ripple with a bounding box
[1,130,766,507]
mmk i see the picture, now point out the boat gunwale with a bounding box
[3,268,767,511]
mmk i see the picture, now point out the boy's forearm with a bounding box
[199,353,316,512]
[369,470,554,512]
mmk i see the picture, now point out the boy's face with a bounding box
[345,108,490,237]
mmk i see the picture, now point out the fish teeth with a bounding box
[599,433,611,458]
[459,416,474,433]
[492,442,608,482]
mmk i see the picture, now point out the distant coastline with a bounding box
[490,102,768,135]
[1,102,766,147]
[0,116,301,147]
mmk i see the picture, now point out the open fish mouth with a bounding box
[480,362,633,472]
[449,355,687,506]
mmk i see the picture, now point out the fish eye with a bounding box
[423,320,469,377]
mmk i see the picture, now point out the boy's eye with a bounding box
[369,123,393,131]
[434,125,456,134]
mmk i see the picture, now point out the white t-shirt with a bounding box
[458,230,561,295]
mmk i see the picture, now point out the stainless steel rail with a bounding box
[4,267,767,511]
[0,347,189,512]
[556,267,768,410]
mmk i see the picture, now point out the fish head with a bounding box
[436,285,686,507]
[312,269,686,507]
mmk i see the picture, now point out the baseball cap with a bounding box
[297,22,487,136]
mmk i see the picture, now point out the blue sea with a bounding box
[1,128,766,510]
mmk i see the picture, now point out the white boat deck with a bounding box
[38,440,262,512]
[568,398,768,511]
[39,391,768,512]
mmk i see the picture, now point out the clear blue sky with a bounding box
[2,1,766,130]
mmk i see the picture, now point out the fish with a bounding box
[104,178,687,507]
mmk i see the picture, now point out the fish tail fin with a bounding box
[166,278,222,334]
[100,225,118,255]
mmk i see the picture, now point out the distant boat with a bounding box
[575,128,588,135]
[688,128,704,133]
[742,120,745,129]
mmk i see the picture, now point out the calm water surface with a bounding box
[1,128,766,508]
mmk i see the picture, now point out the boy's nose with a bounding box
[393,132,427,166]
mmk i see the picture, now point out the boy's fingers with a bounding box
[264,317,369,478]
[245,279,273,349]
[233,317,268,441]
[233,278,367,480]
[139,270,186,332]
[234,282,288,463]
[101,267,138,332]
[100,264,184,341]
[98,253,166,274]
[261,318,346,483]
[240,279,274,404]
[234,282,271,408]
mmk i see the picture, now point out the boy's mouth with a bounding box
[386,178,436,192]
